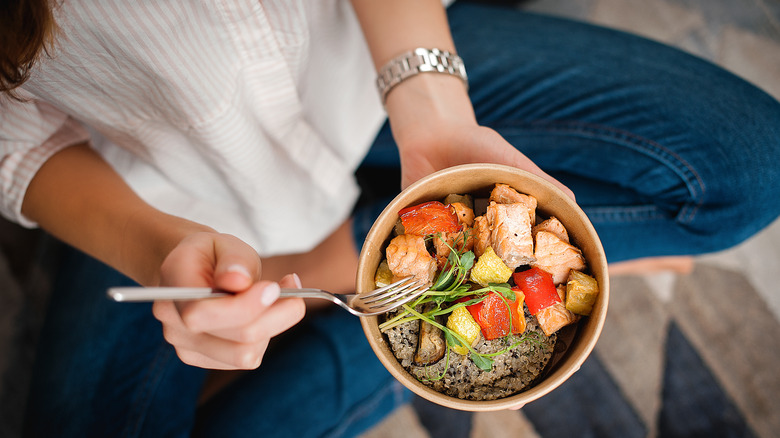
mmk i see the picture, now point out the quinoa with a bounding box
[382,307,556,401]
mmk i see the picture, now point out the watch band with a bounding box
[376,48,468,104]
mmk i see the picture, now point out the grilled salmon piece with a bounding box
[472,215,490,258]
[434,202,476,268]
[532,230,586,284]
[433,229,474,269]
[533,216,569,243]
[490,184,537,225]
[386,234,437,285]
[450,202,475,227]
[536,285,580,336]
[486,201,535,270]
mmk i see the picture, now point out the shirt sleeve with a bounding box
[0,95,90,227]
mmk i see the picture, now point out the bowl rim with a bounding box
[357,163,610,411]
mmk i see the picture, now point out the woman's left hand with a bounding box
[386,74,574,200]
[399,121,574,200]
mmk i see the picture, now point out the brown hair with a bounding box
[0,0,58,98]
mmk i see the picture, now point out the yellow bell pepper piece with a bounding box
[469,246,513,286]
[446,306,481,355]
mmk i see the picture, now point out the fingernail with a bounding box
[260,283,281,306]
[291,273,302,289]
[226,264,252,279]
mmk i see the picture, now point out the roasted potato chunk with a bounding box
[565,270,599,315]
[446,306,482,355]
[470,246,513,286]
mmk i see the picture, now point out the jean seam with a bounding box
[497,120,707,225]
[584,205,669,224]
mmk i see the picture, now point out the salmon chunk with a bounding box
[532,230,586,284]
[472,215,490,258]
[486,202,535,270]
[433,229,474,269]
[535,285,580,336]
[490,184,537,225]
[450,202,475,227]
[386,234,438,285]
[533,216,569,243]
[433,202,475,268]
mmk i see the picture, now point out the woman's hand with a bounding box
[386,74,575,200]
[152,232,306,369]
[398,120,575,200]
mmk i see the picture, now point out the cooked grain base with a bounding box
[383,311,556,401]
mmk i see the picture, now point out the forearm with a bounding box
[21,143,211,286]
[350,0,455,68]
[350,0,475,142]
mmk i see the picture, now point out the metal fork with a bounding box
[107,277,429,317]
[280,277,429,316]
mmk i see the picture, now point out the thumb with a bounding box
[279,273,302,289]
[212,235,262,292]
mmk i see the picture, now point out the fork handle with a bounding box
[279,288,348,310]
[107,286,341,303]
[279,288,337,301]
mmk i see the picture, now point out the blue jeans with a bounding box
[24,240,408,438]
[358,4,780,263]
[25,3,780,437]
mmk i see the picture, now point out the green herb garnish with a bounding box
[380,232,533,373]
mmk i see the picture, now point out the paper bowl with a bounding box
[356,163,609,411]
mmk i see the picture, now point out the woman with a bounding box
[2,0,779,436]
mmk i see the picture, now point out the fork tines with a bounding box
[361,278,428,311]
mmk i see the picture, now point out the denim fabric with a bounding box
[24,242,409,438]
[358,3,780,263]
[24,242,207,438]
[25,3,780,438]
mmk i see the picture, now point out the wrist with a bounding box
[385,72,477,149]
[377,48,467,104]
[121,207,215,286]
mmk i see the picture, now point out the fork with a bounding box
[107,276,429,317]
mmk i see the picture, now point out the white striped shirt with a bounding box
[0,0,385,256]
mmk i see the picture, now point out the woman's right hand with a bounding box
[19,143,305,370]
[151,232,306,369]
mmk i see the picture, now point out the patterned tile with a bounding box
[658,321,756,437]
[411,396,473,438]
[595,275,669,436]
[522,352,647,437]
[590,0,710,49]
[719,24,780,100]
[522,0,598,19]
[671,265,780,438]
[471,410,540,438]
[699,219,780,321]
[360,404,430,438]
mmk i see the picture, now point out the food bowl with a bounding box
[356,163,609,411]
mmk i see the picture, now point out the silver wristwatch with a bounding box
[376,48,468,104]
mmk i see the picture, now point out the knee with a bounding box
[685,110,780,251]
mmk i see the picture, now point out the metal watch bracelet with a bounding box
[375,47,468,105]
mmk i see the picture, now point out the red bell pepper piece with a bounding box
[465,291,524,340]
[513,267,560,315]
[399,201,461,236]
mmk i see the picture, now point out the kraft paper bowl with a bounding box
[356,163,609,411]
